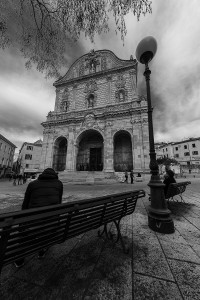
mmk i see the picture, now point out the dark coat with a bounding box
[22,169,63,210]
[163,171,176,196]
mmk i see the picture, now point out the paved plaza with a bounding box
[0,176,200,299]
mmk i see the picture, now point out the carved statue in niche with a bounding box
[115,88,128,102]
[119,90,124,102]
[63,101,68,111]
[88,94,94,108]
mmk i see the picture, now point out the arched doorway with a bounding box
[113,131,133,172]
[52,137,68,171]
[76,130,104,171]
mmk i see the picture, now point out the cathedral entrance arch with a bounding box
[76,130,104,171]
[52,137,68,171]
[113,130,133,172]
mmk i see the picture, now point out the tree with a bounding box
[0,0,152,77]
[157,157,179,166]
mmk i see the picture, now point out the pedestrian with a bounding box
[130,170,134,184]
[18,174,22,185]
[13,173,17,186]
[163,169,176,197]
[14,168,63,268]
[124,171,128,183]
[22,174,26,184]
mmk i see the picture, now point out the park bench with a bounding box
[165,181,191,204]
[0,189,145,277]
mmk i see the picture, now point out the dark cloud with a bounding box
[1,0,200,148]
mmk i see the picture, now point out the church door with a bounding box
[89,148,102,171]
[114,131,133,172]
[76,129,104,171]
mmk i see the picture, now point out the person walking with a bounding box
[130,170,134,184]
[13,173,17,186]
[22,174,27,184]
[18,174,22,185]
[14,168,63,268]
[124,171,128,183]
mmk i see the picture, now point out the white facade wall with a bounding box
[155,138,200,166]
[0,134,16,176]
[18,142,42,172]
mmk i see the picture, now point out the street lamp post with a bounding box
[136,36,174,233]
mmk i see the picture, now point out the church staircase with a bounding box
[57,171,118,184]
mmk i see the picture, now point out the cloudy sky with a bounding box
[1,0,200,152]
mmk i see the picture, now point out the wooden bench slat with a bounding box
[5,231,65,259]
[4,236,64,265]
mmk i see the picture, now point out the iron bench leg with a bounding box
[98,224,110,240]
[98,220,128,254]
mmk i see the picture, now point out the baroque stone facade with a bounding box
[40,49,150,173]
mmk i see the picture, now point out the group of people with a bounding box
[11,173,27,185]
[124,171,141,184]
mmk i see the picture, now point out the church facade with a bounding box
[40,50,150,173]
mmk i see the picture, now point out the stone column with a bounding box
[129,69,137,97]
[72,83,77,110]
[104,122,114,172]
[66,130,75,171]
[40,129,54,170]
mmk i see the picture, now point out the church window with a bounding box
[27,146,33,150]
[25,154,32,160]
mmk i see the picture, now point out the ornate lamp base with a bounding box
[148,180,175,234]
[148,211,174,233]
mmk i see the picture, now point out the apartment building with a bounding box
[0,133,16,177]
[156,138,200,168]
[18,139,43,174]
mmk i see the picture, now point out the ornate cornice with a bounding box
[42,101,148,128]
[54,64,136,88]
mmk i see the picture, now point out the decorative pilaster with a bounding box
[66,129,75,171]
[106,75,112,104]
[104,122,114,172]
[73,83,77,110]
[129,70,137,97]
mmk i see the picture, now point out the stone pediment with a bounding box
[54,49,137,86]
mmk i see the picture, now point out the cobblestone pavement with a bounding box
[0,177,200,299]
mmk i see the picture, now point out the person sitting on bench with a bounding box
[163,169,176,197]
[14,168,63,268]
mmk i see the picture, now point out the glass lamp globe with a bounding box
[135,36,157,64]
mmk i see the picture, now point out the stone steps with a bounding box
[58,171,118,184]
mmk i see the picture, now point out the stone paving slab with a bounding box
[0,179,200,299]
